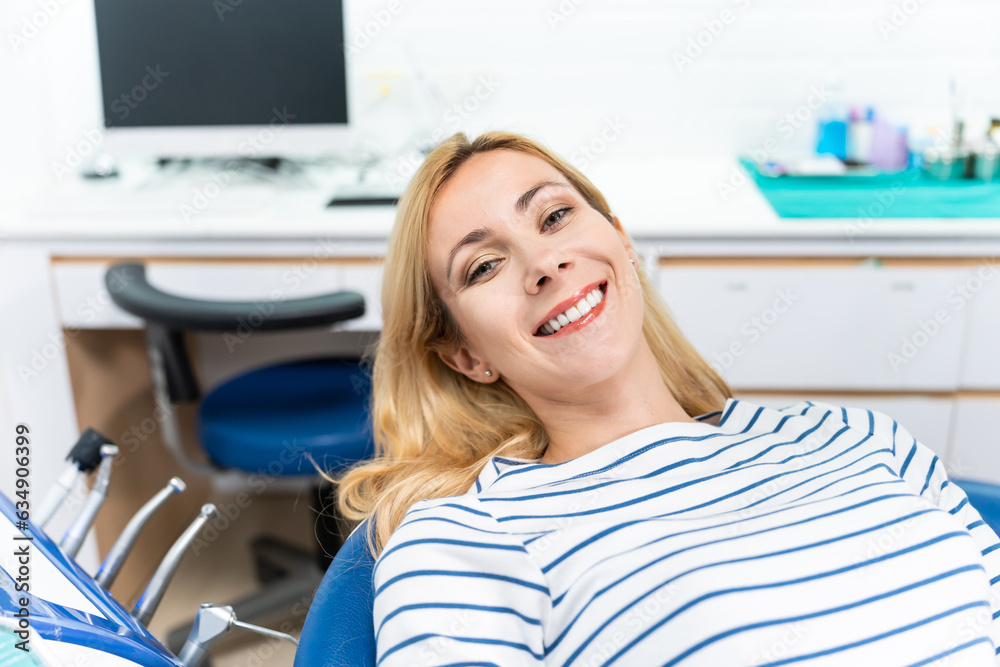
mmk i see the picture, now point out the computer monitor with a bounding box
[91,0,351,160]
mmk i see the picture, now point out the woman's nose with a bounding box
[525,249,571,293]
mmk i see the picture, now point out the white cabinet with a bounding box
[54,261,145,329]
[958,264,1000,389]
[658,265,971,391]
[53,259,383,394]
[335,262,384,332]
[947,399,1000,484]
[53,260,378,330]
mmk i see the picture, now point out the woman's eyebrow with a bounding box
[515,180,569,215]
[447,227,493,282]
[445,181,571,283]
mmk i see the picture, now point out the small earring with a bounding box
[629,258,635,265]
[485,370,493,377]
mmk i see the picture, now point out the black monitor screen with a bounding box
[94,0,347,128]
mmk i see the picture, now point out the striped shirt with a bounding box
[373,398,1000,666]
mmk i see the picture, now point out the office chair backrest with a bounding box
[295,519,376,667]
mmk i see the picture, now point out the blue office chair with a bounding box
[104,262,375,654]
[292,480,1000,667]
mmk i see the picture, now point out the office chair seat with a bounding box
[295,518,376,667]
[200,358,373,475]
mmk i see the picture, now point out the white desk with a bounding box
[3,155,1000,570]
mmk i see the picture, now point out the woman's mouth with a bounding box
[534,281,607,337]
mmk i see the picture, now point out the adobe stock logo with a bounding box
[709,287,798,374]
[673,0,753,73]
[887,262,999,371]
[570,118,628,171]
[7,0,72,53]
[342,1,403,55]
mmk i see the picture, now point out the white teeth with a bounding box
[538,285,605,335]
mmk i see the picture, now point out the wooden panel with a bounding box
[63,330,214,607]
[63,329,317,645]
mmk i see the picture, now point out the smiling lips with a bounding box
[534,281,608,337]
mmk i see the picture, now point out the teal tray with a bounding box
[740,158,1000,219]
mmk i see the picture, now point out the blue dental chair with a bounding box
[104,262,375,655]
[292,479,1000,667]
[296,519,376,666]
[955,479,1000,536]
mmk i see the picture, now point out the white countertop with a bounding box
[3,155,1000,246]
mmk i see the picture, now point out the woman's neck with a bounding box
[531,342,695,465]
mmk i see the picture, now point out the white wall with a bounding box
[2,0,999,210]
[345,0,1000,158]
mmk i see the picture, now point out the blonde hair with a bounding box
[334,131,732,557]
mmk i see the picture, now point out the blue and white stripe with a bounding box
[373,399,1000,666]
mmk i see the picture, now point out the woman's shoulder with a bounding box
[737,397,908,450]
[400,494,497,527]
[373,493,545,593]
[371,496,552,664]
[377,495,512,560]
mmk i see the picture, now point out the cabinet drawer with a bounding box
[947,399,1000,485]
[959,264,1000,389]
[53,260,382,331]
[658,266,970,391]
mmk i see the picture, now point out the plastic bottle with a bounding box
[847,106,875,163]
[815,81,848,160]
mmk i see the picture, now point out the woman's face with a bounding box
[426,149,645,403]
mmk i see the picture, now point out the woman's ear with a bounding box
[437,345,496,383]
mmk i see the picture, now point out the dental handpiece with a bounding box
[178,604,298,667]
[95,477,186,589]
[58,444,119,558]
[133,504,219,626]
[36,428,112,528]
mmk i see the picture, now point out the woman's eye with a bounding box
[543,207,571,230]
[467,258,500,284]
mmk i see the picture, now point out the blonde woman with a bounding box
[336,131,1000,666]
